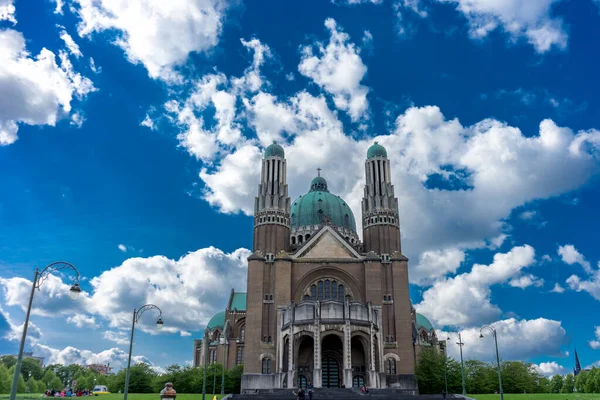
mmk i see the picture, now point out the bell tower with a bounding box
[361,142,401,255]
[253,141,291,254]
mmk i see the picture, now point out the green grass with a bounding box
[468,394,600,400]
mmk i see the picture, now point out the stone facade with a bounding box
[193,142,443,394]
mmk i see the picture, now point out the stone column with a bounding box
[289,326,296,388]
[313,302,322,388]
[368,317,378,388]
[277,308,284,373]
[343,321,352,388]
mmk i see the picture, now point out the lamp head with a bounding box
[156,317,164,330]
[69,283,81,300]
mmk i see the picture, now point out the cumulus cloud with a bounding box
[0,28,95,145]
[416,245,536,327]
[400,0,568,53]
[72,0,230,81]
[66,314,96,328]
[567,269,600,301]
[410,247,465,285]
[551,283,565,293]
[589,326,600,350]
[298,18,370,121]
[103,330,129,345]
[558,244,592,273]
[34,344,152,371]
[58,27,83,58]
[509,274,544,289]
[442,318,567,362]
[118,244,128,252]
[535,361,568,377]
[0,0,16,24]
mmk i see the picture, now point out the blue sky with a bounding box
[1,0,600,376]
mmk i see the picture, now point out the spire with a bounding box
[574,348,581,376]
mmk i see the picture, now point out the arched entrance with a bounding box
[321,334,343,388]
[296,335,314,385]
[351,335,368,387]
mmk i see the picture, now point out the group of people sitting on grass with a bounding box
[44,388,94,397]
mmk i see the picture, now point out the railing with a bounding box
[282,300,378,328]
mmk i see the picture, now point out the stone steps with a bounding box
[231,388,458,400]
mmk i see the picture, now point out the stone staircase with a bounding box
[231,388,459,400]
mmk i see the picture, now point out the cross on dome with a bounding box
[317,167,321,177]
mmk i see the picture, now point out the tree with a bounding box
[0,364,11,394]
[415,348,446,394]
[584,367,600,393]
[15,373,26,393]
[550,374,564,393]
[21,358,43,380]
[562,373,574,393]
[0,356,17,369]
[464,360,496,394]
[575,370,588,393]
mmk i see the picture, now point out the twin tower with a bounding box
[252,141,401,256]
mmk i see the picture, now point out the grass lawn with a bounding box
[468,394,600,400]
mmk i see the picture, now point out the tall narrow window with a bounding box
[331,281,338,300]
[311,285,317,300]
[240,328,245,341]
[318,281,324,299]
[237,347,244,365]
[262,358,272,374]
[324,280,331,300]
[338,285,345,300]
[387,359,396,374]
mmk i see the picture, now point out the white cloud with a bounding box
[72,0,230,81]
[0,29,95,145]
[103,330,129,345]
[558,244,592,273]
[141,114,156,130]
[534,361,568,377]
[441,318,567,361]
[118,244,128,252]
[0,0,15,24]
[88,247,250,334]
[509,274,544,289]
[34,344,152,371]
[589,326,600,350]
[567,269,600,301]
[53,0,64,14]
[332,0,382,4]
[410,247,465,285]
[417,245,536,327]
[89,57,101,73]
[298,18,370,121]
[519,210,537,220]
[70,111,85,128]
[551,283,565,293]
[437,0,567,53]
[1,306,43,343]
[58,28,83,58]
[66,314,96,328]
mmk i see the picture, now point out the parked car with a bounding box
[92,386,110,395]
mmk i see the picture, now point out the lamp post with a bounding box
[9,262,81,400]
[212,360,217,394]
[202,329,209,400]
[26,372,31,393]
[480,326,503,400]
[220,335,228,395]
[447,332,466,396]
[123,304,163,400]
[443,344,448,395]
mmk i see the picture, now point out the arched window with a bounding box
[291,236,296,245]
[421,331,428,343]
[311,285,317,300]
[386,359,396,374]
[324,280,330,300]
[299,235,304,244]
[240,327,245,341]
[331,281,338,300]
[338,285,345,300]
[318,281,324,299]
[305,234,310,241]
[262,358,272,374]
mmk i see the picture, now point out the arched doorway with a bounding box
[351,335,368,387]
[298,375,308,388]
[321,334,343,388]
[296,335,314,385]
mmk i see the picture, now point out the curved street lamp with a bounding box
[202,329,210,400]
[9,261,81,400]
[480,326,504,400]
[447,332,467,396]
[123,304,163,400]
[219,334,229,395]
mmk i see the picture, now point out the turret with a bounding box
[361,142,401,255]
[253,141,291,254]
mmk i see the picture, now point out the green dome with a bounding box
[264,141,284,158]
[416,313,434,332]
[367,141,387,159]
[207,311,225,330]
[290,176,356,232]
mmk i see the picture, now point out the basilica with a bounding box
[193,142,444,393]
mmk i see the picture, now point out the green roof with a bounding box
[230,293,246,311]
[264,141,284,158]
[416,313,434,331]
[290,176,356,232]
[207,311,225,330]
[367,141,387,159]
